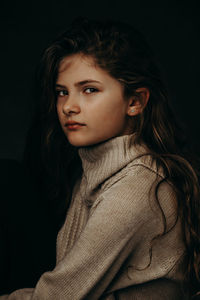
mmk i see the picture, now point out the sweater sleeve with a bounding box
[0,165,180,300]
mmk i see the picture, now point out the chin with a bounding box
[65,131,119,147]
[66,135,104,148]
[66,137,91,147]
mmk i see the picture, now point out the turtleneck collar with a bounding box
[78,134,147,198]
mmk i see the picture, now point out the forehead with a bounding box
[57,54,113,84]
[58,54,97,73]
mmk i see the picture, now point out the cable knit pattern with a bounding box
[0,134,186,299]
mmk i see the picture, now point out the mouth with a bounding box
[65,121,85,130]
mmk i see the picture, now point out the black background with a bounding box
[0,0,200,160]
[0,0,200,294]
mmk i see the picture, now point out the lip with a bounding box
[65,120,85,130]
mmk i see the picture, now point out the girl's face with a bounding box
[56,54,133,147]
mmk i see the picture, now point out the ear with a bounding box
[126,87,150,117]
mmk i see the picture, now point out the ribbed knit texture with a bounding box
[0,134,186,300]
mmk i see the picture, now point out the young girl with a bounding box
[1,17,200,299]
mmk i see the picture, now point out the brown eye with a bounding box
[84,87,98,94]
[56,90,68,97]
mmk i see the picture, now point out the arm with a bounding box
[111,279,188,300]
[0,166,179,300]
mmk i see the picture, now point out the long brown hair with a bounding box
[27,17,200,296]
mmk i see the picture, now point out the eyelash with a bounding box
[56,90,68,97]
[84,87,99,94]
[56,87,99,97]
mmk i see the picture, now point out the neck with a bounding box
[78,134,147,199]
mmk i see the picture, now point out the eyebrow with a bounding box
[56,79,101,88]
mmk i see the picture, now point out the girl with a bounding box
[1,17,200,299]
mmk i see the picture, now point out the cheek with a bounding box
[56,102,61,114]
[98,101,126,123]
[56,107,64,128]
[91,107,126,134]
[56,103,62,119]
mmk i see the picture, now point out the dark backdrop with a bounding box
[0,0,200,161]
[0,0,200,294]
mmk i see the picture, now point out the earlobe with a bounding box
[127,87,150,117]
[130,108,135,113]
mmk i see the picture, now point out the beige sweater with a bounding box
[1,134,186,299]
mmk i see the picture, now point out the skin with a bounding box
[56,54,149,147]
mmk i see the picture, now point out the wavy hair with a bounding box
[27,17,200,297]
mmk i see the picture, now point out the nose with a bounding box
[62,95,81,116]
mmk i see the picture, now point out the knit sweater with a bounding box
[1,134,187,299]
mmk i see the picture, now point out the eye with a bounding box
[56,90,68,97]
[84,87,99,94]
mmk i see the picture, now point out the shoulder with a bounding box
[101,162,166,204]
[102,150,165,193]
[93,156,177,224]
